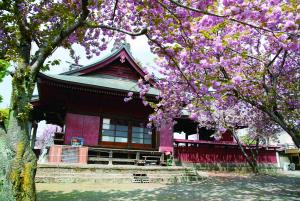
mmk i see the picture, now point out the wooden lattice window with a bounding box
[132,122,152,145]
[101,118,128,143]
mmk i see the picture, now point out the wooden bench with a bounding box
[135,160,146,165]
[88,147,164,165]
[143,156,162,165]
[89,157,136,163]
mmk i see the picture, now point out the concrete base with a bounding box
[178,162,280,173]
[36,163,202,184]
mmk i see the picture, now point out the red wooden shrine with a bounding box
[31,46,278,166]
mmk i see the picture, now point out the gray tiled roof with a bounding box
[41,73,159,96]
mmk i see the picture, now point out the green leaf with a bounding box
[200,30,214,39]
[0,108,9,129]
[51,59,61,66]
[241,51,248,59]
[136,5,143,12]
[0,59,9,73]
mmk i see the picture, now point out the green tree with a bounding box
[0,1,145,200]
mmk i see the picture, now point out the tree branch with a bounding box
[265,48,283,69]
[169,0,225,18]
[31,0,147,78]
[168,0,298,36]
[227,47,264,63]
[33,38,41,48]
[31,0,90,77]
[157,0,193,48]
[111,0,119,21]
[85,23,148,36]
[146,33,200,97]
[264,48,283,108]
[14,0,32,65]
[278,50,288,75]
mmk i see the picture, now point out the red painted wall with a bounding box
[65,113,100,146]
[174,146,277,164]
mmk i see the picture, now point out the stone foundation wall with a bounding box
[36,163,201,183]
[178,162,279,173]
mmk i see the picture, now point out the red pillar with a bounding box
[79,147,88,164]
[48,145,62,163]
[159,122,174,153]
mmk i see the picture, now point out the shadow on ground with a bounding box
[37,174,300,201]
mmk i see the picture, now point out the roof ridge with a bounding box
[80,74,138,81]
[38,73,159,96]
[60,44,142,76]
[60,48,121,75]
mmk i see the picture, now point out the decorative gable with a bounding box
[82,59,141,81]
[62,46,146,81]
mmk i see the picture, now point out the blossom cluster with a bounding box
[135,0,299,140]
[1,0,298,143]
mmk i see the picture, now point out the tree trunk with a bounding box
[279,125,300,148]
[0,129,15,201]
[268,111,300,148]
[254,106,300,148]
[231,130,259,174]
[4,66,37,201]
[6,111,37,201]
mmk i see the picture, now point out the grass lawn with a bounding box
[37,173,300,201]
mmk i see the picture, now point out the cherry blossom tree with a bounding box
[36,124,62,163]
[194,102,281,173]
[135,0,299,149]
[0,1,145,200]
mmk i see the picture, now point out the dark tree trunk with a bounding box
[231,130,259,174]
[6,111,37,201]
[267,110,300,148]
[5,66,37,201]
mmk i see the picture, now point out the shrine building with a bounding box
[31,45,278,167]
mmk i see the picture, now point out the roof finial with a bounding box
[111,39,131,53]
[66,61,83,71]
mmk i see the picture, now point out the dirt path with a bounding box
[37,173,300,201]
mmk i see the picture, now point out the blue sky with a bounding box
[0,36,157,108]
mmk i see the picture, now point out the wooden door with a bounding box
[64,113,100,146]
[64,113,84,144]
[83,115,100,146]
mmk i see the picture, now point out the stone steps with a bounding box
[36,175,200,183]
[36,163,202,183]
